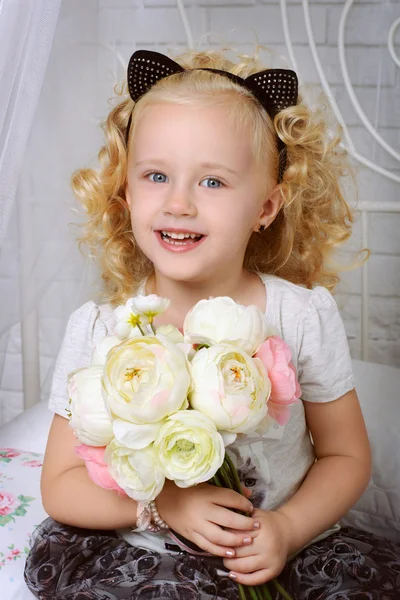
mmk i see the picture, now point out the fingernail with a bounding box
[253,522,260,529]
[229,572,237,580]
[243,537,252,544]
[248,504,254,512]
[225,550,235,557]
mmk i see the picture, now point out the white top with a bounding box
[48,274,354,553]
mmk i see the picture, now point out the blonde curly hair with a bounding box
[72,47,359,307]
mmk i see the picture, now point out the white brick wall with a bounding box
[1,0,399,425]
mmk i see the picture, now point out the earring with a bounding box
[258,225,266,233]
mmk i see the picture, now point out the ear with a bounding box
[254,184,283,231]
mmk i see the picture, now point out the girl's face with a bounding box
[126,102,279,284]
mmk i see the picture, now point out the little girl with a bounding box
[24,48,400,599]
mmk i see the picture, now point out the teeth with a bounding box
[161,231,200,239]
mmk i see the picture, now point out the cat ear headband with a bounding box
[126,50,299,182]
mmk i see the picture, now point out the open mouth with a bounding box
[159,230,204,246]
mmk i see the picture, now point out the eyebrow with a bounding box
[134,160,237,176]
[199,162,237,176]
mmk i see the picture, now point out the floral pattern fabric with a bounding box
[0,448,47,599]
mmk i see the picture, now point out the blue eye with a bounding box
[148,172,168,183]
[200,178,223,189]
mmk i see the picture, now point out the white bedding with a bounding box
[0,359,399,600]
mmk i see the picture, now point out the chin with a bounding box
[154,266,207,284]
[140,240,224,285]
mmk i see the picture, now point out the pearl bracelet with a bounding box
[134,500,169,533]
[149,500,169,532]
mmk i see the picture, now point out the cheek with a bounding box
[218,200,259,237]
[129,189,154,225]
[129,206,152,246]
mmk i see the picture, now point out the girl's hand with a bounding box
[223,508,291,585]
[156,481,258,558]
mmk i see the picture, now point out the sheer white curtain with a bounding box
[0,0,62,424]
[0,0,110,426]
[0,0,61,245]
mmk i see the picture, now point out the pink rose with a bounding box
[23,460,43,468]
[0,492,18,516]
[255,336,301,425]
[75,444,127,497]
[1,449,20,459]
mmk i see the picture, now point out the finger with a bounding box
[227,568,272,586]
[212,489,254,514]
[191,531,237,559]
[222,540,258,557]
[211,506,259,531]
[223,555,263,574]
[223,527,258,540]
[202,523,255,549]
[241,486,252,498]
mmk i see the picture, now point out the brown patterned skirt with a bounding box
[24,518,400,599]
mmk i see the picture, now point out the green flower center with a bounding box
[174,439,195,455]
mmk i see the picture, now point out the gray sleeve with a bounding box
[48,301,107,418]
[297,287,355,403]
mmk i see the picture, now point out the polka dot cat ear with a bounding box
[127,50,185,103]
[244,69,299,117]
[126,49,299,181]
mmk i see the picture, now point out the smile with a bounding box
[161,230,203,243]
[155,230,206,253]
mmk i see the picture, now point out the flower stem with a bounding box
[220,463,234,490]
[272,578,294,600]
[214,457,293,600]
[137,323,146,336]
[247,587,259,600]
[224,453,244,494]
[256,588,264,600]
[150,323,156,335]
[211,472,224,487]
[255,586,267,600]
[258,583,273,600]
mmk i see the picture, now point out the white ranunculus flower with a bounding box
[91,335,122,366]
[184,296,276,356]
[112,418,164,450]
[68,366,114,446]
[189,344,270,435]
[102,334,191,424]
[113,299,145,340]
[154,410,225,487]
[156,325,194,360]
[131,294,170,322]
[104,440,165,502]
[155,324,184,344]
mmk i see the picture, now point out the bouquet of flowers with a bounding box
[67,294,300,600]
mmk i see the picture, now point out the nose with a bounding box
[162,184,197,218]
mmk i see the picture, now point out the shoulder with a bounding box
[48,301,115,417]
[258,276,353,403]
[67,301,115,340]
[57,300,115,369]
[259,273,335,320]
